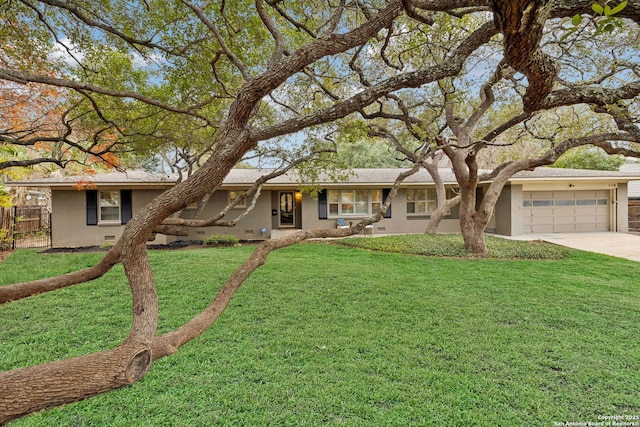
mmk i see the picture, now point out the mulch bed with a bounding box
[39,239,260,254]
[41,240,207,254]
[1,240,261,259]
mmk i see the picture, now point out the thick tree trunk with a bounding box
[491,0,557,111]
[0,129,255,423]
[460,202,488,256]
[461,220,488,255]
[0,343,151,424]
[457,175,490,256]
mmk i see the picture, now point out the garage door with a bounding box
[522,190,609,233]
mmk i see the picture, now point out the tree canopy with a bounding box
[2,0,640,422]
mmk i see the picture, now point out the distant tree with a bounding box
[550,146,625,171]
[332,122,409,168]
[351,2,640,253]
[335,138,408,168]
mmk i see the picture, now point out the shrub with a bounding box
[0,228,11,250]
[335,234,570,260]
[202,234,240,246]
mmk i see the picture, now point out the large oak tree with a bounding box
[345,1,640,253]
[1,0,640,423]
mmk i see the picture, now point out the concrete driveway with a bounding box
[507,232,640,262]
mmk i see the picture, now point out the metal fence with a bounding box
[629,200,640,233]
[0,206,51,250]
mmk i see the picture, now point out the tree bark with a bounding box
[152,228,356,358]
[0,242,122,304]
[457,180,489,256]
[0,344,151,424]
[491,0,557,112]
[425,195,461,234]
[422,158,462,234]
[460,217,488,255]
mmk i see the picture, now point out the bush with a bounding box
[202,234,240,246]
[335,233,570,260]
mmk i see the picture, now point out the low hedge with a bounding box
[202,234,240,246]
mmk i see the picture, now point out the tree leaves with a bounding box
[572,14,583,26]
[594,1,629,16]
[564,1,628,40]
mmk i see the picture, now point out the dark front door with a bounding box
[279,192,295,228]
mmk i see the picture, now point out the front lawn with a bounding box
[0,242,639,426]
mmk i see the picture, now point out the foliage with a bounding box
[334,138,409,168]
[202,234,239,246]
[332,121,410,168]
[1,245,638,425]
[0,185,11,207]
[0,66,126,173]
[336,234,571,259]
[0,229,11,249]
[549,146,625,171]
[567,1,628,39]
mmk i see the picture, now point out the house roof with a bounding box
[8,167,640,189]
[7,170,177,189]
[509,167,640,182]
[222,168,461,186]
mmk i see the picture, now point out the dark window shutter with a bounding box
[318,189,327,219]
[86,190,98,225]
[382,188,392,218]
[121,190,132,224]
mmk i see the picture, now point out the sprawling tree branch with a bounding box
[253,21,498,141]
[157,148,335,231]
[0,69,216,126]
[0,3,421,421]
[151,164,421,358]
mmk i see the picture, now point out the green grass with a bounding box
[1,242,639,426]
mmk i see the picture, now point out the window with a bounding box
[327,189,381,217]
[99,191,121,223]
[406,189,437,215]
[371,189,382,213]
[86,190,132,226]
[228,190,246,208]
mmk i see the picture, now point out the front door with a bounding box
[279,191,295,228]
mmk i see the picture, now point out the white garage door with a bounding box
[522,190,609,233]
